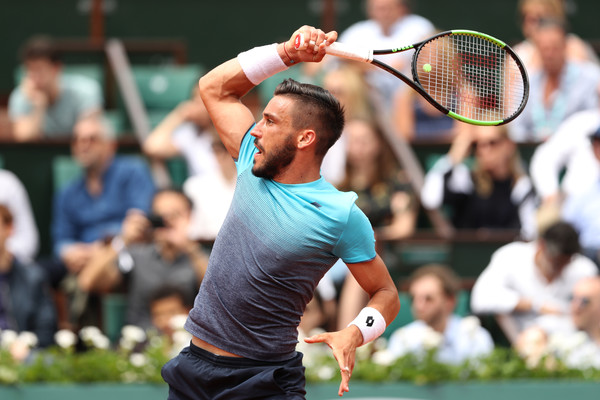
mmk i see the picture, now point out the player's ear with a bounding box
[297,129,316,149]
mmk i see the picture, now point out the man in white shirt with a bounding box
[388,264,493,364]
[338,0,435,107]
[529,109,600,203]
[0,169,39,262]
[471,221,597,337]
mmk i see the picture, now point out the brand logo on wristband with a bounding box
[366,316,374,327]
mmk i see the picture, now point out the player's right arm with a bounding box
[198,59,257,159]
[199,26,336,159]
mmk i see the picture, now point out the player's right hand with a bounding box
[286,25,337,63]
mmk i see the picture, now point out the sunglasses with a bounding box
[569,295,592,307]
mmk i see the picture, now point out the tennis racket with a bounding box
[295,30,529,126]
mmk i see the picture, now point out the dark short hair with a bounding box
[409,263,461,298]
[0,204,13,226]
[274,78,345,158]
[149,284,193,308]
[152,188,193,211]
[20,36,61,64]
[541,221,581,256]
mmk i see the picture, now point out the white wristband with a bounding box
[237,43,288,86]
[347,307,386,345]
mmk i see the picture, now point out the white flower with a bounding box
[55,329,77,349]
[372,349,397,366]
[0,330,18,349]
[121,325,147,343]
[459,316,481,338]
[92,334,110,350]
[17,331,38,348]
[168,315,188,331]
[129,353,148,368]
[79,326,103,343]
[421,327,443,350]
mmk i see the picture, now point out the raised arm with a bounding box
[198,26,337,159]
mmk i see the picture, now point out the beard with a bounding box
[252,136,297,180]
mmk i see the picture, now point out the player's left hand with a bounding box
[304,325,363,396]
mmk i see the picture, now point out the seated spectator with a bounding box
[387,264,493,364]
[529,110,600,208]
[0,168,39,262]
[49,115,155,288]
[183,139,236,241]
[470,221,597,339]
[149,285,193,342]
[508,18,600,142]
[513,0,598,74]
[421,125,538,240]
[561,124,600,267]
[338,118,417,241]
[8,36,102,141]
[392,84,456,143]
[336,0,435,108]
[515,276,600,369]
[320,64,376,186]
[142,86,219,179]
[78,189,208,331]
[0,204,57,356]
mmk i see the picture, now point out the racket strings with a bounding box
[415,34,525,122]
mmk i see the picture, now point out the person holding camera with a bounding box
[78,188,208,330]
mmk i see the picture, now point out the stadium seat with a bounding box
[52,155,82,192]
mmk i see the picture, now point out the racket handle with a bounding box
[294,34,373,63]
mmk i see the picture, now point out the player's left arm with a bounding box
[305,254,399,396]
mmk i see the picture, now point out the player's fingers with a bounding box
[325,31,338,45]
[338,366,351,396]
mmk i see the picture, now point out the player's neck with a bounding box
[272,156,322,184]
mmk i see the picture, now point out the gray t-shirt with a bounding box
[8,74,102,138]
[119,244,199,330]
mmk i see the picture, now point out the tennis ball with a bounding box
[423,63,432,72]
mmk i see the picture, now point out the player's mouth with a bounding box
[254,139,264,155]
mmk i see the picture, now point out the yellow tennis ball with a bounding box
[423,63,432,72]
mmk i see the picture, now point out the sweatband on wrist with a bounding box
[237,43,288,86]
[347,307,386,345]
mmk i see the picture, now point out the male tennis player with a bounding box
[161,25,400,399]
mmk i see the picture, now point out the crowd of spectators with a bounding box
[1,0,600,370]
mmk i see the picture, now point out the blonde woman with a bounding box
[421,125,539,240]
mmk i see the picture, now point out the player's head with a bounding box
[408,264,460,327]
[20,36,62,93]
[251,79,344,179]
[71,114,117,171]
[570,276,600,334]
[536,221,581,280]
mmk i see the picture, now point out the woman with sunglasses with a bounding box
[421,125,539,240]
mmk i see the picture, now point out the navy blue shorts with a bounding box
[161,342,306,400]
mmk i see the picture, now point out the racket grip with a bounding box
[294,34,373,63]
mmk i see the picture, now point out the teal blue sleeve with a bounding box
[333,203,377,264]
[234,124,257,175]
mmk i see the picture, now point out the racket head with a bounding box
[411,30,529,126]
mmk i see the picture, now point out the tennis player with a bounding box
[161,25,400,399]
